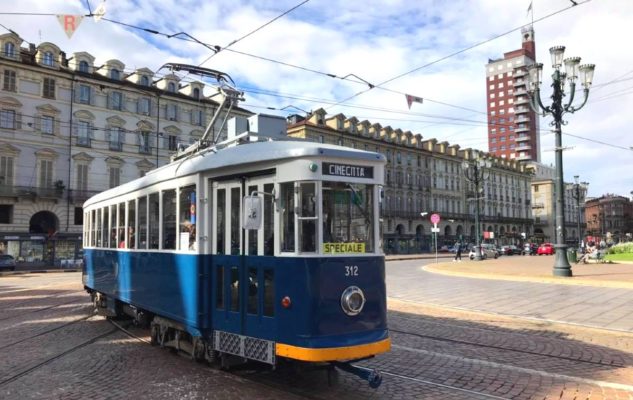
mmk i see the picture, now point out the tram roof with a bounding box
[84,139,386,207]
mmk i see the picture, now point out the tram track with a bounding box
[0,322,118,388]
[0,292,86,322]
[390,327,627,369]
[0,313,94,351]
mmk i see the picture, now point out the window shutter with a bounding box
[89,123,95,139]
[148,99,153,117]
[106,128,111,142]
[106,92,111,109]
[174,105,178,122]
[34,115,41,132]
[89,87,95,105]
[120,130,125,144]
[71,122,78,137]
[136,98,141,114]
[121,93,126,111]
[15,112,21,130]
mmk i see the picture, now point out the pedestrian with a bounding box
[453,240,462,262]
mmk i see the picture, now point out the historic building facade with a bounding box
[0,33,248,266]
[287,109,533,254]
[585,194,633,244]
[485,26,541,162]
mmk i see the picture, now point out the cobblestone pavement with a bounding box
[1,272,633,399]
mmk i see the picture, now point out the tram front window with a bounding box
[322,182,374,254]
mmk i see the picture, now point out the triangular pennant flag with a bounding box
[405,94,423,109]
[57,15,84,39]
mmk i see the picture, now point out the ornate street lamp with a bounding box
[527,46,595,277]
[462,157,491,261]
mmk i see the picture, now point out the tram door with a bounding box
[211,177,276,340]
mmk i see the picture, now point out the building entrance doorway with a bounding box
[29,211,59,235]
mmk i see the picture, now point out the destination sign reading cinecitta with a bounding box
[323,162,373,179]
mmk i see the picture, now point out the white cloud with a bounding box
[1,0,631,197]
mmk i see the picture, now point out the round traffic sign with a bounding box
[430,213,440,224]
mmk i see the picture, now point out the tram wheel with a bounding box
[150,323,160,346]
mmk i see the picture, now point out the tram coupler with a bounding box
[331,361,383,388]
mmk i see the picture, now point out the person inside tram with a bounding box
[118,228,126,248]
[127,226,135,249]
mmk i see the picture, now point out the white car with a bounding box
[469,245,499,260]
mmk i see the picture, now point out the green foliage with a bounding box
[606,242,633,254]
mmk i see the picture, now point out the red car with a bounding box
[537,243,555,255]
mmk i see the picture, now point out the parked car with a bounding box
[438,245,450,253]
[469,245,498,260]
[537,242,555,255]
[499,245,513,256]
[522,243,538,255]
[0,254,16,272]
[481,243,500,258]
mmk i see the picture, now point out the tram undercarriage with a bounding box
[90,290,383,388]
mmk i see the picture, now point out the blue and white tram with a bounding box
[82,134,389,386]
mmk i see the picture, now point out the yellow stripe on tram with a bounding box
[275,337,391,362]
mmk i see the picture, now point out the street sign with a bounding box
[431,227,440,233]
[430,213,440,224]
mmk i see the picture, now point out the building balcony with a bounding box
[517,153,533,161]
[69,189,102,204]
[513,69,527,77]
[515,126,530,133]
[515,134,530,142]
[514,79,527,87]
[514,89,528,96]
[515,97,529,105]
[109,141,123,151]
[138,145,152,154]
[515,116,530,123]
[76,137,91,147]
[0,184,65,200]
[514,106,529,114]
[516,144,532,151]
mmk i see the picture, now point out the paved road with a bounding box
[387,259,633,332]
[2,271,633,399]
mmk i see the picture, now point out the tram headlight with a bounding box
[340,286,365,316]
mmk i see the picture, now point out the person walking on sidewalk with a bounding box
[454,241,462,262]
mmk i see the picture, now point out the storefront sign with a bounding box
[3,236,19,240]
[323,242,366,254]
[323,163,373,179]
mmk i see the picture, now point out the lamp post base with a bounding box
[553,244,573,277]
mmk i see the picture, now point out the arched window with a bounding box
[193,87,200,99]
[110,68,120,80]
[167,82,176,92]
[43,51,54,66]
[79,60,89,73]
[4,42,15,58]
[141,76,149,86]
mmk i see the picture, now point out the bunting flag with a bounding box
[405,94,423,109]
[56,15,84,38]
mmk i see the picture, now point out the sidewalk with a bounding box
[386,253,633,289]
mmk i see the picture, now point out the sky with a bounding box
[1,0,632,198]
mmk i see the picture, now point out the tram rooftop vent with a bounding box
[228,114,287,141]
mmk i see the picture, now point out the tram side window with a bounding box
[83,212,88,247]
[138,196,147,249]
[263,183,274,256]
[263,269,274,317]
[127,200,136,249]
[216,188,225,254]
[148,193,159,249]
[247,185,258,255]
[118,202,125,248]
[230,187,240,255]
[103,207,109,247]
[179,185,196,251]
[230,266,239,312]
[93,208,101,247]
[91,210,96,247]
[280,182,295,252]
[247,267,257,314]
[162,189,177,250]
[110,205,117,249]
[216,266,224,309]
[298,182,317,253]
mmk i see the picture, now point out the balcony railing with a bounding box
[69,189,102,203]
[109,141,123,151]
[76,137,91,147]
[139,144,152,154]
[0,184,65,199]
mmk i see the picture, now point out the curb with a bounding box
[423,263,633,289]
[0,269,81,276]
